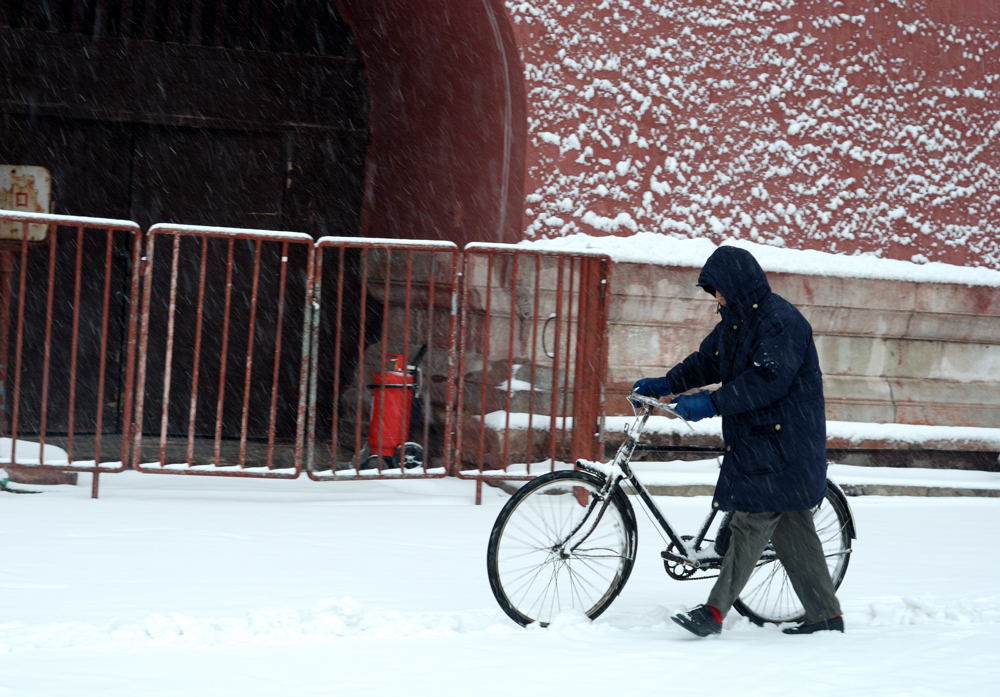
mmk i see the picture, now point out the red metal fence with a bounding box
[455,244,611,502]
[1,211,611,498]
[0,211,143,497]
[131,224,315,478]
[305,237,461,480]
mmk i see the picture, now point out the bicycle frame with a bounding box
[578,394,853,575]
[576,394,725,567]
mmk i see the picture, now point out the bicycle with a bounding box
[486,393,856,627]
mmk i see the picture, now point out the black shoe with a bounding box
[782,616,844,635]
[671,605,723,637]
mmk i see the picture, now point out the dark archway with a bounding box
[1,0,527,454]
[333,0,526,246]
[0,1,368,443]
[0,1,368,238]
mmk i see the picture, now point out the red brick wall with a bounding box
[505,0,998,267]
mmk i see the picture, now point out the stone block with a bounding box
[5,466,78,486]
[603,261,1000,444]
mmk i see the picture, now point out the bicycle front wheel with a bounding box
[486,470,638,627]
[733,481,854,625]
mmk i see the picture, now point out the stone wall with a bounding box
[607,261,1000,467]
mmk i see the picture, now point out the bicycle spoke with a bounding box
[562,561,589,615]
[488,472,635,626]
[540,561,564,621]
[509,557,560,615]
[564,557,618,597]
[502,528,558,554]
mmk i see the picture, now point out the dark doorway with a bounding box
[0,1,368,445]
[0,1,367,236]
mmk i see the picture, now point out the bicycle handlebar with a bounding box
[627,392,685,419]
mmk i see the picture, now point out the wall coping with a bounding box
[518,236,1000,289]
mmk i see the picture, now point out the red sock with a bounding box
[707,605,723,623]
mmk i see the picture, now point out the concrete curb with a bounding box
[837,484,1000,498]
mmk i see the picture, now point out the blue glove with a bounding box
[671,391,717,421]
[631,376,672,398]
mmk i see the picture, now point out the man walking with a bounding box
[632,246,843,637]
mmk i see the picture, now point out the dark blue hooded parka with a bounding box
[666,247,828,512]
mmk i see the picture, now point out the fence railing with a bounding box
[0,210,611,498]
[131,224,315,478]
[454,244,611,502]
[0,211,144,497]
[305,237,461,480]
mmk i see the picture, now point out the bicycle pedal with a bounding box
[660,549,700,569]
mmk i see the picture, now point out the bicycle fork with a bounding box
[553,472,624,557]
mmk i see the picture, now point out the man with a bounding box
[632,246,843,637]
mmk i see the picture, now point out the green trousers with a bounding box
[706,509,842,623]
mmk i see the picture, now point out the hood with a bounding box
[697,246,771,313]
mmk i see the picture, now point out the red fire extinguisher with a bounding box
[365,349,424,469]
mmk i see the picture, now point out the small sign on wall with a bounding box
[1,165,52,241]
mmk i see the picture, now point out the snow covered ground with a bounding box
[2,471,998,696]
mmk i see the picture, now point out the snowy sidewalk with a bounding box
[1,473,999,697]
[616,458,1000,498]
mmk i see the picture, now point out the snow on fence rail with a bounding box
[0,210,143,496]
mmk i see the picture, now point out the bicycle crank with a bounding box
[661,536,700,580]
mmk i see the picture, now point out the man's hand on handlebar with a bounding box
[631,376,672,399]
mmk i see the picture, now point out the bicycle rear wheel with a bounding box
[487,470,638,627]
[732,481,854,625]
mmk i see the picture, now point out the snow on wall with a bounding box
[520,232,1000,286]
[505,0,999,268]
